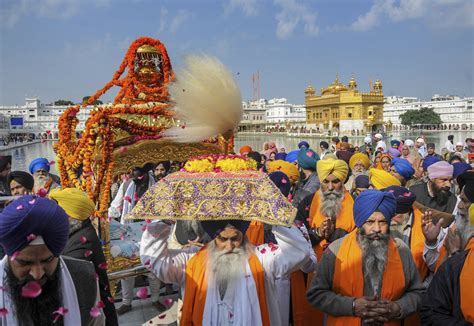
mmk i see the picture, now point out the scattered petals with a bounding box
[48,160,55,166]
[84,250,93,258]
[260,248,267,254]
[271,245,279,252]
[11,251,19,261]
[21,281,42,298]
[137,175,144,180]
[89,307,101,318]
[16,205,24,210]
[96,301,105,309]
[305,206,309,211]
[107,296,115,303]
[137,287,149,299]
[163,298,173,306]
[37,188,47,197]
[0,308,8,316]
[281,178,287,184]
[143,259,151,267]
[145,219,151,224]
[158,313,166,319]
[53,307,69,323]
[181,125,186,129]
[119,233,125,241]
[79,235,87,244]
[141,224,148,232]
[124,196,132,203]
[98,262,108,270]
[28,198,36,205]
[26,234,37,242]
[306,151,313,157]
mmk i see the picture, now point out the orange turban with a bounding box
[349,153,371,170]
[239,145,252,155]
[369,168,401,190]
[267,160,299,183]
[317,158,349,182]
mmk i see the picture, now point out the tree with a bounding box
[82,96,103,105]
[54,99,74,106]
[400,108,442,127]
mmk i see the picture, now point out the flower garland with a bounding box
[183,154,257,173]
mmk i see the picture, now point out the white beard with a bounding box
[34,175,49,189]
[207,241,249,300]
[320,189,344,219]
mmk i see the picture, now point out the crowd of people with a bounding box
[0,132,472,325]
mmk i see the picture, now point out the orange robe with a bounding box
[181,246,270,325]
[460,248,474,323]
[329,230,405,326]
[435,233,474,272]
[410,208,429,280]
[246,221,265,246]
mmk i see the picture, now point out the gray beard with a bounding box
[207,240,249,300]
[34,175,49,188]
[182,220,205,240]
[455,216,474,248]
[320,189,344,219]
[357,228,390,297]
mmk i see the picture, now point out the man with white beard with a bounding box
[307,190,424,324]
[28,157,60,195]
[140,219,312,326]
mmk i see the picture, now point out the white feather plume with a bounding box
[164,55,243,142]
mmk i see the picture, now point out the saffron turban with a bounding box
[317,158,349,182]
[353,190,397,227]
[29,157,50,174]
[0,195,69,256]
[239,145,252,155]
[269,171,291,197]
[49,188,95,221]
[275,152,287,161]
[6,171,34,191]
[383,186,416,214]
[267,160,299,183]
[369,168,401,190]
[390,140,401,147]
[427,161,453,180]
[285,150,299,163]
[298,141,310,149]
[391,158,415,180]
[452,162,471,179]
[201,220,250,239]
[349,153,371,170]
[422,155,440,171]
[387,148,401,158]
[297,148,320,170]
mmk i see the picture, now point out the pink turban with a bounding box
[427,161,454,180]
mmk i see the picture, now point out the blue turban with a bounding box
[298,141,310,149]
[285,150,299,163]
[422,155,440,171]
[275,152,287,161]
[391,158,415,179]
[297,147,320,170]
[0,195,70,256]
[390,140,400,147]
[29,157,50,174]
[383,186,416,214]
[353,190,397,227]
[355,175,370,189]
[452,162,471,179]
[269,171,291,198]
[201,220,250,239]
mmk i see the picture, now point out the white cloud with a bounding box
[0,0,111,28]
[351,0,473,31]
[157,7,192,34]
[169,10,192,33]
[225,0,259,16]
[274,0,319,39]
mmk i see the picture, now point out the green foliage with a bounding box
[400,108,442,126]
[82,96,103,105]
[54,99,74,106]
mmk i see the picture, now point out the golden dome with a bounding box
[348,77,357,89]
[304,85,315,96]
[321,75,348,95]
[136,44,159,53]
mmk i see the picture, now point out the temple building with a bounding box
[304,76,385,134]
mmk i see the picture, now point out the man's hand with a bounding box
[421,210,444,246]
[361,300,401,323]
[445,226,462,256]
[353,296,379,319]
[320,218,335,240]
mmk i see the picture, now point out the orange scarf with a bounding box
[290,271,323,325]
[435,234,474,272]
[410,208,429,280]
[309,191,355,259]
[181,246,270,326]
[329,230,405,326]
[246,221,264,246]
[460,248,474,323]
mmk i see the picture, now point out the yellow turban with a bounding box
[469,204,474,227]
[317,158,349,182]
[369,168,401,190]
[49,188,96,221]
[349,153,371,170]
[267,160,299,183]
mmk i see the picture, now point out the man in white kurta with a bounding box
[140,220,314,326]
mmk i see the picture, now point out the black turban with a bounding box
[0,156,11,172]
[6,171,34,191]
[457,170,474,203]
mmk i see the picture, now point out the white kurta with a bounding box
[140,222,314,326]
[0,256,104,326]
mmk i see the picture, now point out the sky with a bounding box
[0,0,473,106]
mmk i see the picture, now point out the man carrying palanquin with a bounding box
[307,190,424,325]
[140,218,312,326]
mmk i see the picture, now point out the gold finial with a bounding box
[305,85,315,96]
[137,44,159,53]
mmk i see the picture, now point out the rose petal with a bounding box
[124,196,132,203]
[119,146,128,153]
[281,178,287,184]
[137,287,149,300]
[26,234,37,242]
[21,281,42,298]
[79,235,87,244]
[96,301,105,309]
[158,313,166,319]
[90,307,101,318]
[163,298,173,306]
[137,175,144,180]
[98,262,108,270]
[53,306,69,319]
[84,250,93,258]
[48,160,55,166]
[28,198,36,205]
[141,224,148,232]
[11,251,19,261]
[144,259,151,266]
[271,245,279,252]
[107,296,115,303]
[0,308,8,316]
[16,205,24,210]
[260,248,266,254]
[37,188,47,197]
[306,151,313,157]
[145,219,151,224]
[119,233,125,241]
[305,206,309,211]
